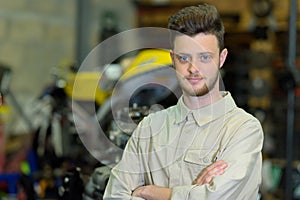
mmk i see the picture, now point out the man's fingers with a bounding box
[206,160,227,171]
[200,160,227,177]
[132,186,145,197]
[194,160,228,185]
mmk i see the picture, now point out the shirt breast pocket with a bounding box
[183,149,218,181]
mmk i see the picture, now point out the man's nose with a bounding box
[187,61,199,74]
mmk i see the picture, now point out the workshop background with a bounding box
[0,0,299,199]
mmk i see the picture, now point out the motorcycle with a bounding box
[31,48,181,199]
[79,48,181,199]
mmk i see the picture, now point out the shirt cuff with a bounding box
[171,185,198,200]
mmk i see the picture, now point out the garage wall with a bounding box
[0,0,77,95]
[0,0,136,134]
[0,0,77,133]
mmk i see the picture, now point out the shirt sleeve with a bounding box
[103,121,147,200]
[171,118,264,200]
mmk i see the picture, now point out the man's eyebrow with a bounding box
[174,51,214,55]
[197,51,214,54]
[198,52,214,55]
[173,51,191,55]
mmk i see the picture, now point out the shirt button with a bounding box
[203,157,209,163]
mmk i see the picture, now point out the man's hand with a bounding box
[193,160,228,185]
[131,185,145,197]
[132,185,172,200]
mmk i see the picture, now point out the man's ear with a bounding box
[219,48,228,68]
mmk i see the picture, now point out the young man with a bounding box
[103,3,263,200]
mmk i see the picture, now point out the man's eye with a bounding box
[177,55,190,63]
[199,54,212,62]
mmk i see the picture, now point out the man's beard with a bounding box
[178,73,219,97]
[191,84,209,96]
[180,80,209,96]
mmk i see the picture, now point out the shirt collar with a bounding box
[174,96,191,124]
[174,91,237,126]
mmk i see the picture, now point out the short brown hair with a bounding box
[168,4,225,51]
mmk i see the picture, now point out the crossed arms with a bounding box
[103,116,263,200]
[132,160,228,200]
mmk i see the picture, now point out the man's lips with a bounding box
[186,77,204,84]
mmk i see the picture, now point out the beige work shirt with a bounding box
[103,92,264,200]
